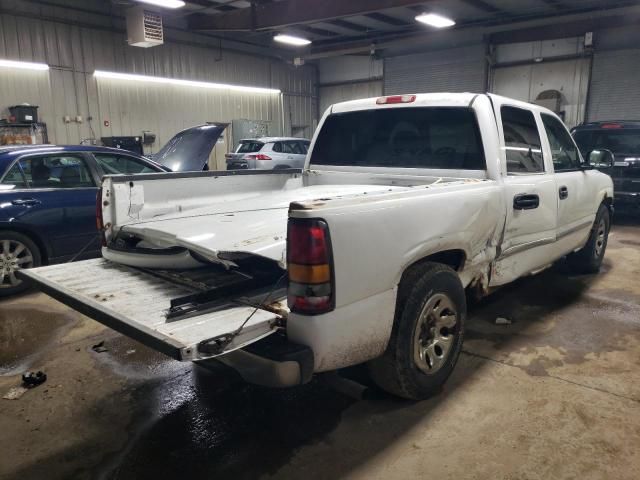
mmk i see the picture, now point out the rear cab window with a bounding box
[237,141,264,154]
[309,107,486,170]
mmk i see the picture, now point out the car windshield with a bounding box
[309,107,486,169]
[573,129,640,155]
[237,141,264,153]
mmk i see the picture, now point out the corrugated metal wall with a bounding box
[587,48,640,121]
[319,80,383,117]
[384,45,487,95]
[0,12,317,151]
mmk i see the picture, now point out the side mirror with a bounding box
[584,149,615,169]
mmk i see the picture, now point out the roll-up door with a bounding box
[587,48,640,121]
[384,45,486,95]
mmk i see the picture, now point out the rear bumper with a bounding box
[211,334,314,388]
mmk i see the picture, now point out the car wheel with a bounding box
[566,204,610,274]
[368,262,466,400]
[0,231,42,297]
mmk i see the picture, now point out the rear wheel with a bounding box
[0,231,42,297]
[566,204,610,274]
[368,262,466,400]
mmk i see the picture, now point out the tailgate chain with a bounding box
[196,273,286,356]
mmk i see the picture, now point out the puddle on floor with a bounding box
[90,334,188,380]
[0,305,77,376]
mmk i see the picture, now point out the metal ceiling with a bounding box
[172,0,640,54]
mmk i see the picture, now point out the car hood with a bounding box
[152,124,226,172]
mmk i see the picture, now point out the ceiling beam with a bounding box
[327,18,370,32]
[365,12,410,26]
[188,0,432,31]
[458,0,503,14]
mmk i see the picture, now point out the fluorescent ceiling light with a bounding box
[94,70,281,94]
[134,0,185,8]
[415,13,456,28]
[274,34,312,46]
[0,59,49,71]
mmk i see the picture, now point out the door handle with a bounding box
[559,186,569,200]
[11,198,41,206]
[513,193,540,210]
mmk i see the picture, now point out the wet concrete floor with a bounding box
[1,223,639,479]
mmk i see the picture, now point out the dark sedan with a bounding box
[0,144,169,295]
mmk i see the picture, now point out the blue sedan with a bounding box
[0,145,169,295]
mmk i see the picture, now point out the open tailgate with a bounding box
[18,259,285,361]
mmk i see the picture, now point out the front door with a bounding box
[490,102,559,286]
[1,153,100,262]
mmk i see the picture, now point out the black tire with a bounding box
[0,231,42,297]
[368,262,466,400]
[566,204,610,274]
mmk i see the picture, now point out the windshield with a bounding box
[237,141,264,153]
[573,129,640,155]
[310,107,486,170]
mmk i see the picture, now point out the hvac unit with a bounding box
[126,6,164,48]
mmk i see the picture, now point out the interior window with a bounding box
[16,155,95,189]
[541,114,581,171]
[0,163,27,188]
[501,106,544,174]
[309,107,486,170]
[94,154,157,175]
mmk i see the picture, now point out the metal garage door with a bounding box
[384,45,487,95]
[587,48,640,121]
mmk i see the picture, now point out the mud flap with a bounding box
[18,259,285,361]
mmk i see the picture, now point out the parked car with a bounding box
[226,137,310,170]
[0,124,227,296]
[0,144,170,295]
[572,120,640,211]
[21,93,612,400]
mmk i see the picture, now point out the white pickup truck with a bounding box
[20,93,613,399]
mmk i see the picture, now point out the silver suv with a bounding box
[226,137,310,170]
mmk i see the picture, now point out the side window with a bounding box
[300,141,310,154]
[541,114,581,171]
[94,154,158,175]
[289,141,305,155]
[501,106,545,174]
[1,163,27,189]
[272,142,283,153]
[15,155,95,189]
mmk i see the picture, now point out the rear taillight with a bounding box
[246,154,272,160]
[287,218,334,315]
[96,188,106,247]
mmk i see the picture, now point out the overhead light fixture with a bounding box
[274,34,312,46]
[94,70,281,94]
[0,59,49,71]
[415,13,456,28]
[134,0,185,8]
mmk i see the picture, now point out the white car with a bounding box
[21,93,613,399]
[225,137,310,170]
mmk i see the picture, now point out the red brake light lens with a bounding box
[601,123,622,129]
[376,94,416,105]
[287,218,334,315]
[247,154,272,160]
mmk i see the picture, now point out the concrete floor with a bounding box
[1,223,639,480]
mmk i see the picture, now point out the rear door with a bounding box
[490,103,559,285]
[18,258,286,361]
[0,152,101,262]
